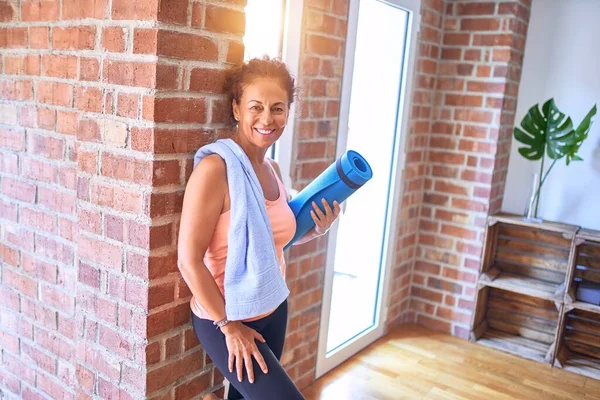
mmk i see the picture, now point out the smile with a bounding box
[254,128,276,135]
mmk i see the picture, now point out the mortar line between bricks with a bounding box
[77,310,150,340]
[78,146,156,161]
[80,173,154,191]
[154,23,245,42]
[0,98,157,119]
[144,298,191,317]
[149,215,183,227]
[146,353,213,376]
[145,327,196,348]
[146,274,180,288]
[419,215,488,231]
[21,381,72,400]
[153,90,223,100]
[75,203,153,225]
[76,263,153,289]
[0,194,77,220]
[0,18,157,28]
[0,236,75,267]
[0,50,159,65]
[197,0,247,12]
[0,175,77,198]
[77,230,162,257]
[17,323,77,359]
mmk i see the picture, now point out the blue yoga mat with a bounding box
[284,150,373,250]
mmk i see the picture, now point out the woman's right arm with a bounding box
[177,154,228,322]
[177,154,269,384]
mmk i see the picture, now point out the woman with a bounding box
[177,57,341,400]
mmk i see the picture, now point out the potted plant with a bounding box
[513,98,597,221]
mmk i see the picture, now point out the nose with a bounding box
[260,109,273,126]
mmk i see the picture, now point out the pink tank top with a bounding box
[191,163,296,321]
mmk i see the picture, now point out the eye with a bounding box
[273,107,285,113]
[250,105,262,111]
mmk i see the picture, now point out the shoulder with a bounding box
[198,153,226,171]
[267,158,293,201]
[188,154,227,188]
[267,158,283,181]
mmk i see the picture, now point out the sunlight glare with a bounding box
[244,0,286,60]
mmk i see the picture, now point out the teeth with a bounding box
[256,128,274,135]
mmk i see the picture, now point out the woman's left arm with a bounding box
[267,159,341,246]
[293,198,341,245]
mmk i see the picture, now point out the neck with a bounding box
[232,133,268,166]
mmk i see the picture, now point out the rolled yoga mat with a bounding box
[284,150,373,250]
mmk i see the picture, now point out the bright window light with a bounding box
[244,0,286,60]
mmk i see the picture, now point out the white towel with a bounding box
[193,139,289,321]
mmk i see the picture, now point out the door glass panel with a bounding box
[326,0,409,353]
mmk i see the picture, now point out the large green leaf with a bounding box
[513,98,574,161]
[564,104,598,165]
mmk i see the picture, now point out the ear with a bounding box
[232,99,240,121]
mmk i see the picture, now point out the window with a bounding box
[243,0,303,190]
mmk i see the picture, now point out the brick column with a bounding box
[73,1,163,398]
[139,1,246,399]
[385,0,448,330]
[410,0,531,338]
[0,1,245,399]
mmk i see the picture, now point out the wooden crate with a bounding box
[470,286,561,364]
[478,213,578,302]
[565,229,600,314]
[554,308,600,380]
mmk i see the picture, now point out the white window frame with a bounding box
[315,0,421,379]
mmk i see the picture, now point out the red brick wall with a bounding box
[142,1,246,398]
[283,0,531,389]
[408,0,531,338]
[0,0,532,397]
[0,0,101,397]
[0,0,244,398]
[385,0,448,330]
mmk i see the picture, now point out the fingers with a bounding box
[228,352,234,373]
[252,331,268,375]
[333,200,341,217]
[321,198,333,216]
[236,355,244,382]
[244,352,254,383]
[312,201,326,221]
[310,210,322,229]
[254,330,266,343]
[312,199,341,229]
[254,349,269,375]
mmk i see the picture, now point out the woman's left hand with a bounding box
[310,199,341,235]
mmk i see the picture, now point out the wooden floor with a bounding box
[302,324,600,399]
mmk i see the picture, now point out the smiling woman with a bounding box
[177,56,341,400]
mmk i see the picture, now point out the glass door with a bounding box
[316,0,420,378]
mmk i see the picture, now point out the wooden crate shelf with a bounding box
[470,213,600,381]
[554,308,600,380]
[471,286,560,364]
[479,270,562,301]
[565,228,600,315]
[488,213,579,237]
[478,213,574,302]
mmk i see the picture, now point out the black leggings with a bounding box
[191,300,305,400]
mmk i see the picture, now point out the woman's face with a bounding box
[232,78,289,150]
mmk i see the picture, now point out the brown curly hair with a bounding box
[223,56,297,125]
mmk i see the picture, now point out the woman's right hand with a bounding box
[221,321,268,384]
